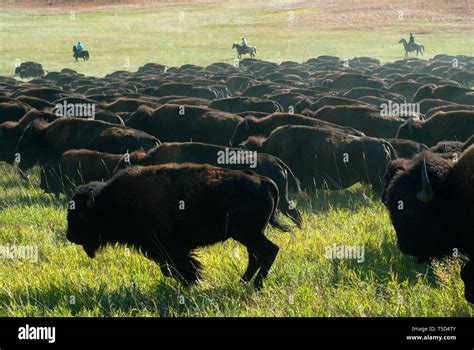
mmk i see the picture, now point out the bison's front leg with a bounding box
[167,252,203,286]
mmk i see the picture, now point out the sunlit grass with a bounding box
[0,2,473,77]
[0,163,472,317]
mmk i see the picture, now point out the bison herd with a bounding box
[0,54,473,299]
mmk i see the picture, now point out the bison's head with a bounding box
[0,124,19,163]
[396,117,423,142]
[67,182,106,258]
[382,158,410,202]
[230,116,257,146]
[125,106,154,132]
[412,84,436,103]
[14,120,49,172]
[384,152,460,261]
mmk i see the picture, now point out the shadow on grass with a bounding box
[0,277,255,317]
[0,190,65,211]
[294,185,378,213]
[329,237,437,288]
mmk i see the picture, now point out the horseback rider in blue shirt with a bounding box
[77,41,84,52]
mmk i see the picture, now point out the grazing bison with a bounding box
[15,117,160,173]
[230,112,365,147]
[242,125,396,194]
[0,110,58,163]
[307,105,405,138]
[67,163,282,289]
[384,138,429,159]
[208,96,282,114]
[396,110,474,146]
[126,104,242,146]
[54,149,137,195]
[384,146,474,303]
[0,102,29,123]
[425,104,474,119]
[430,136,474,154]
[412,84,474,105]
[114,142,303,228]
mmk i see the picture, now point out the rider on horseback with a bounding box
[77,41,84,52]
[408,33,415,50]
[241,37,248,49]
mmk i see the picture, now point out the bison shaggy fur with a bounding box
[384,146,474,302]
[67,163,281,289]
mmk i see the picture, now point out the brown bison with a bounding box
[384,138,429,159]
[113,142,303,228]
[230,112,365,147]
[242,125,396,194]
[412,84,474,105]
[50,149,138,196]
[67,163,282,289]
[208,96,282,114]
[384,146,474,303]
[308,105,405,138]
[14,117,160,172]
[396,110,474,146]
[126,104,242,146]
[0,102,29,123]
[0,110,59,163]
[430,136,474,154]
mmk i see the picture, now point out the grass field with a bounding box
[0,0,473,77]
[0,0,473,317]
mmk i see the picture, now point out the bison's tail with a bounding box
[264,178,291,233]
[273,156,304,198]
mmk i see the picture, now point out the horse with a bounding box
[399,38,425,57]
[232,43,257,59]
[73,45,90,61]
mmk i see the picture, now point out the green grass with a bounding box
[0,1,473,317]
[0,2,473,77]
[0,164,472,317]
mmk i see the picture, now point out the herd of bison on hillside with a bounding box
[2,54,474,304]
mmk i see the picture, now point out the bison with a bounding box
[384,146,474,303]
[113,142,303,229]
[230,112,365,147]
[308,105,405,138]
[126,104,242,146]
[242,125,396,194]
[208,96,282,114]
[0,110,58,163]
[396,110,474,146]
[67,163,283,289]
[14,117,160,173]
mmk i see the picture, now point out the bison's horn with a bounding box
[416,160,433,203]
